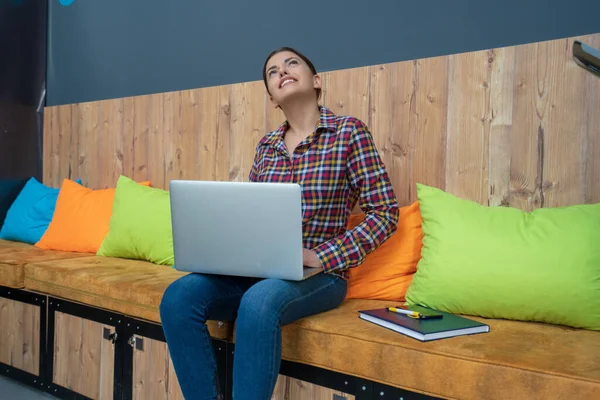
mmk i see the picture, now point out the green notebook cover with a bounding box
[359,305,490,342]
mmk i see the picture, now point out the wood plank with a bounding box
[445,50,490,203]
[369,60,415,206]
[487,47,515,206]
[197,86,231,182]
[412,56,449,200]
[122,96,137,180]
[229,81,266,182]
[53,312,114,400]
[133,335,168,399]
[148,93,166,189]
[132,336,184,400]
[582,34,600,204]
[323,67,370,125]
[98,98,125,188]
[0,298,40,375]
[174,89,201,182]
[132,95,151,183]
[542,37,586,208]
[78,102,100,188]
[167,350,184,400]
[510,40,551,211]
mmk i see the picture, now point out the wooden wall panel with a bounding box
[0,298,40,375]
[584,34,600,204]
[370,61,415,206]
[487,47,515,207]
[445,50,490,204]
[43,33,600,211]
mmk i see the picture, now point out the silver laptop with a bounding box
[169,180,322,281]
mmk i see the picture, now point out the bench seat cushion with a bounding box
[0,239,88,288]
[24,256,231,339]
[278,299,600,400]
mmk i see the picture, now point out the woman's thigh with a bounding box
[238,273,348,325]
[160,273,259,322]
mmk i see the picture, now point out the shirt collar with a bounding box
[261,106,338,147]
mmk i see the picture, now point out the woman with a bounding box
[160,47,399,400]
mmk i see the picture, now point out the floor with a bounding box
[0,376,57,399]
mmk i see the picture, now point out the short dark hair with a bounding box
[262,47,321,101]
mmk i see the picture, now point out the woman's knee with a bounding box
[236,279,289,324]
[160,274,210,325]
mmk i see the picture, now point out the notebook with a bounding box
[358,305,490,342]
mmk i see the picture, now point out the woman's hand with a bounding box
[302,248,323,269]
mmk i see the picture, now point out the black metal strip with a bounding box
[214,339,227,399]
[279,358,361,394]
[121,318,134,400]
[0,363,91,400]
[0,362,44,392]
[38,293,47,387]
[46,295,56,386]
[113,319,125,400]
[355,379,374,400]
[125,317,165,342]
[373,382,443,400]
[0,286,42,305]
[48,296,123,326]
[43,383,94,400]
[225,341,234,400]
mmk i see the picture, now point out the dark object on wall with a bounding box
[0,178,27,230]
[0,0,47,181]
[573,40,600,78]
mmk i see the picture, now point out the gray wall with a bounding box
[47,0,600,106]
[0,0,46,180]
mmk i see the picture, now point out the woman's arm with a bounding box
[312,120,399,274]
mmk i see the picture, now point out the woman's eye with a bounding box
[289,60,298,66]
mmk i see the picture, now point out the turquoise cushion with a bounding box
[405,184,600,331]
[0,178,81,244]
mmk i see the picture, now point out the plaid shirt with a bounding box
[249,107,399,278]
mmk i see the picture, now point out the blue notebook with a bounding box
[358,305,490,342]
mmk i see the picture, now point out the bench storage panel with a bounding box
[0,287,44,380]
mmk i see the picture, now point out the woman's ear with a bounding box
[313,74,322,90]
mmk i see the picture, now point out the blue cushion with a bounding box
[0,178,81,244]
[0,178,28,231]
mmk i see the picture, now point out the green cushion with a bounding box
[97,176,174,265]
[405,184,600,331]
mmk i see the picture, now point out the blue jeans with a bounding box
[159,272,347,400]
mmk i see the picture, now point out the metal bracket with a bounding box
[103,327,118,343]
[128,336,144,351]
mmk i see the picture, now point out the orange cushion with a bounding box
[346,201,423,302]
[35,179,150,253]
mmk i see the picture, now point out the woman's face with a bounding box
[264,51,321,106]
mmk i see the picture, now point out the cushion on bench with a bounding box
[274,299,600,400]
[0,239,88,288]
[24,256,231,339]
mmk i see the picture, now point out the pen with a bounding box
[387,307,422,318]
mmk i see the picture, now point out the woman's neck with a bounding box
[281,100,321,137]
